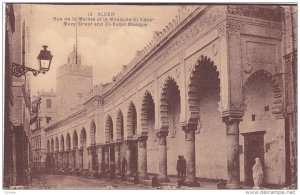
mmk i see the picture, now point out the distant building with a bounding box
[30,47,93,173]
[30,89,57,173]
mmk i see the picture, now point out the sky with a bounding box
[24,4,179,95]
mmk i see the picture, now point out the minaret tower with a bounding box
[56,21,93,119]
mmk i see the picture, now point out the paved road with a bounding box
[29,174,220,190]
[31,174,154,190]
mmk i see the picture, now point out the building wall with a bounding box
[282,5,297,185]
[39,91,57,127]
[4,3,34,188]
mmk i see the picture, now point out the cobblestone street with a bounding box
[29,174,218,190]
[30,174,153,190]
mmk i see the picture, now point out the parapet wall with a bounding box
[57,64,93,79]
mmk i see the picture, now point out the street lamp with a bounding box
[12,45,53,77]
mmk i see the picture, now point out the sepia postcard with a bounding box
[2,2,298,193]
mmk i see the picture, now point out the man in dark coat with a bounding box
[176,155,183,179]
[122,157,127,173]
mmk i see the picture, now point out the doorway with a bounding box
[242,131,265,186]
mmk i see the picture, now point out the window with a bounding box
[252,114,256,121]
[46,99,51,108]
[264,106,269,112]
[46,117,52,124]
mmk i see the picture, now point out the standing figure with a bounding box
[176,156,183,179]
[122,157,127,173]
[121,157,127,180]
[182,156,187,180]
[252,157,263,189]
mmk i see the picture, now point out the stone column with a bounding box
[138,132,148,179]
[62,152,65,167]
[223,116,242,189]
[58,152,61,168]
[70,149,75,169]
[126,140,133,176]
[88,146,95,171]
[65,151,69,168]
[79,148,84,170]
[183,124,200,186]
[115,143,121,175]
[55,152,59,169]
[157,131,169,182]
[97,146,103,176]
[104,146,109,173]
[60,152,64,167]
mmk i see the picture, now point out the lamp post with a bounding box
[12,45,53,77]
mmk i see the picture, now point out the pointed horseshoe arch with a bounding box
[73,130,78,149]
[51,138,54,152]
[60,134,65,151]
[141,90,155,133]
[66,133,71,151]
[243,69,283,119]
[80,128,87,148]
[187,55,220,127]
[105,115,113,143]
[160,76,180,131]
[90,120,96,145]
[116,110,124,141]
[55,136,59,152]
[127,101,137,137]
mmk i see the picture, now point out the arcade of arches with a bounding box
[44,5,292,188]
[45,58,286,188]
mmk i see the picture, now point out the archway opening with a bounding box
[60,135,65,152]
[72,130,79,169]
[51,138,54,153]
[240,70,285,185]
[141,91,157,174]
[55,137,59,152]
[105,115,114,143]
[73,131,78,149]
[127,102,137,137]
[127,101,138,174]
[90,120,96,145]
[116,110,124,141]
[160,77,182,175]
[80,128,88,169]
[188,56,224,180]
[66,133,71,151]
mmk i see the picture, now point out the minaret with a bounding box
[56,17,93,118]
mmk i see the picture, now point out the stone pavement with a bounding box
[29,174,220,190]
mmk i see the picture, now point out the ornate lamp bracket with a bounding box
[12,62,44,77]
